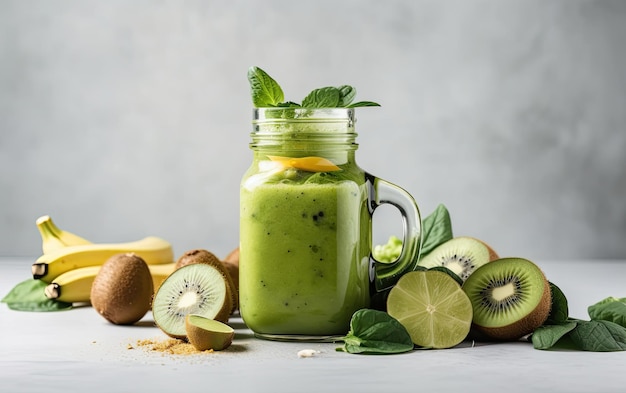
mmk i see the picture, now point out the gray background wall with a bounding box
[1,0,625,260]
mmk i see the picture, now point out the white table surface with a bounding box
[1,257,626,393]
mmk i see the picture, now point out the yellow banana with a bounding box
[32,236,174,283]
[36,215,93,254]
[44,263,177,303]
[148,262,177,290]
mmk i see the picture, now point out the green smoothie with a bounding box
[239,166,371,337]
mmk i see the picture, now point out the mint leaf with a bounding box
[248,66,380,108]
[338,309,414,354]
[247,66,284,107]
[247,66,380,108]
[338,85,356,106]
[2,278,72,312]
[346,101,381,108]
[276,101,301,108]
[302,87,341,108]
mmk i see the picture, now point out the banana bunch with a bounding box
[36,215,93,253]
[44,263,176,303]
[34,215,176,303]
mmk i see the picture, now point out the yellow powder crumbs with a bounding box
[135,338,214,356]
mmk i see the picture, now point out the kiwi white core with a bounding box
[492,283,515,301]
[446,263,465,278]
[417,237,491,281]
[178,292,200,309]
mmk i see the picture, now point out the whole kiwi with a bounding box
[90,253,154,325]
[175,249,221,269]
[175,249,238,313]
[222,247,239,291]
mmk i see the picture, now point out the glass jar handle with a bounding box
[366,173,422,292]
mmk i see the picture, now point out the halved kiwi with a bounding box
[152,263,232,339]
[175,249,238,313]
[462,257,551,341]
[185,314,234,351]
[417,237,498,282]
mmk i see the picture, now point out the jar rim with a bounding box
[253,107,355,124]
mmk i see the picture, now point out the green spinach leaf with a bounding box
[2,278,72,312]
[588,297,626,328]
[531,321,577,350]
[337,309,414,354]
[569,320,626,352]
[247,66,285,107]
[545,282,569,325]
[418,204,453,259]
[428,266,463,286]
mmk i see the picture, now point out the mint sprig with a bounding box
[248,66,380,108]
[247,66,285,107]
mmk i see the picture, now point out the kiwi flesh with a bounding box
[417,237,498,282]
[152,263,231,339]
[462,257,551,341]
[176,249,238,313]
[90,253,154,325]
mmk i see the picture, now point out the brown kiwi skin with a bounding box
[469,260,552,341]
[176,249,222,269]
[175,249,237,315]
[222,247,239,309]
[185,315,234,351]
[90,253,154,325]
[467,237,499,261]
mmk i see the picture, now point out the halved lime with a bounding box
[387,270,473,349]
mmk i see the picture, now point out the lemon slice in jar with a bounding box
[267,156,341,172]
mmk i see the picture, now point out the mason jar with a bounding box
[239,107,421,341]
